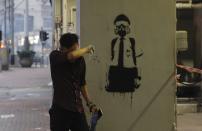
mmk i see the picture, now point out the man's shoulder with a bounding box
[50,50,61,57]
[50,50,60,55]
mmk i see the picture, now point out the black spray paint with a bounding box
[105,14,143,93]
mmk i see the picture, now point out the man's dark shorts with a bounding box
[49,105,89,131]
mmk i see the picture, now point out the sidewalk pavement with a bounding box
[0,67,52,89]
[0,67,52,131]
[177,113,202,131]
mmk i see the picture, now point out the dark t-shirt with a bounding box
[49,50,86,112]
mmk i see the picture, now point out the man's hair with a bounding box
[114,14,131,25]
[60,33,79,49]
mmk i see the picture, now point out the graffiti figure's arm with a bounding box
[111,38,118,61]
[130,38,137,65]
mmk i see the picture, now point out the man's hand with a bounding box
[87,101,98,113]
[86,45,95,54]
[81,85,98,112]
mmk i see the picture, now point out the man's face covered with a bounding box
[114,21,130,38]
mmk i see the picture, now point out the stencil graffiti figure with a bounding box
[106,14,143,92]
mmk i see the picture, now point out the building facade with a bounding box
[0,0,52,65]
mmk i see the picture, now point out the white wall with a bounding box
[80,0,176,131]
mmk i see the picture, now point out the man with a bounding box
[49,33,97,131]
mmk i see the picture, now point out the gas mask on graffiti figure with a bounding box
[114,21,130,38]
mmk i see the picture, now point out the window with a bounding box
[14,14,34,32]
[43,17,52,29]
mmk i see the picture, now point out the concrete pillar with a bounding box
[62,0,68,33]
[76,0,80,35]
[53,0,62,49]
[62,0,76,33]
[80,1,176,131]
